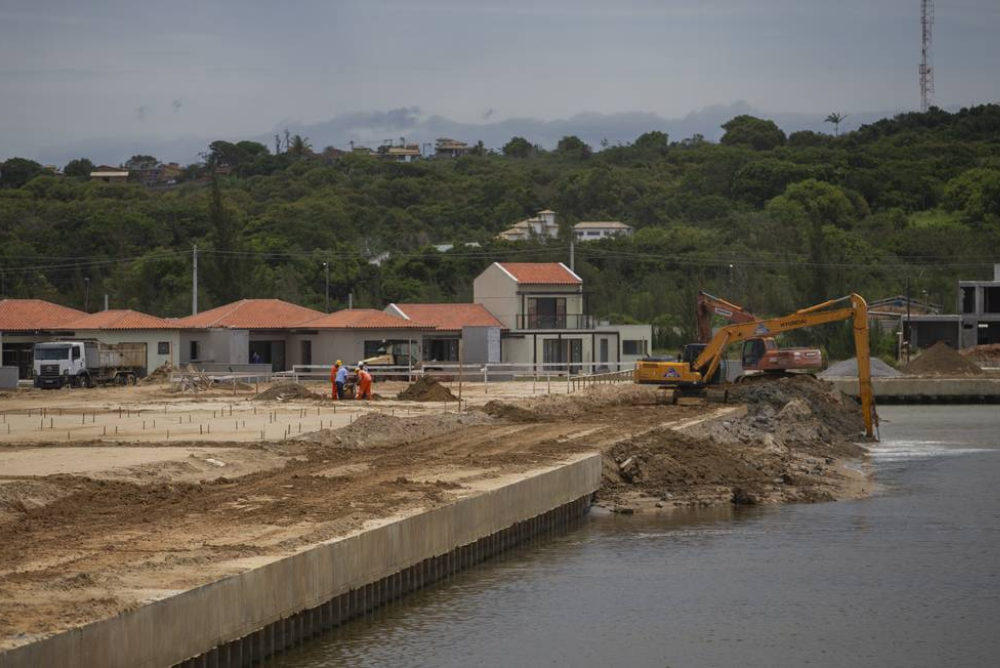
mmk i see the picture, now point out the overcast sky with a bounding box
[2,0,999,161]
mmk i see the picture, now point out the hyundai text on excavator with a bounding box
[635,294,878,438]
[696,292,824,376]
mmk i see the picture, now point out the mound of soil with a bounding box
[820,357,902,378]
[302,411,490,449]
[397,376,458,402]
[254,383,323,401]
[727,375,862,437]
[902,341,985,376]
[141,361,176,384]
[602,376,868,510]
[481,384,667,421]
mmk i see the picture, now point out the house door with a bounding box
[568,339,582,375]
[300,340,312,366]
[599,338,609,371]
[542,339,563,372]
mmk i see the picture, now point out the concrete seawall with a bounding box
[827,377,1000,403]
[0,453,602,668]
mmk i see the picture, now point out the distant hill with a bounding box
[29,101,920,166]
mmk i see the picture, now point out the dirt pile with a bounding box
[727,375,863,438]
[482,384,668,421]
[301,411,491,449]
[397,376,458,402]
[820,357,902,378]
[254,383,323,401]
[600,376,868,510]
[902,341,985,376]
[141,361,176,384]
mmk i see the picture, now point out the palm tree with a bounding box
[824,112,848,137]
[289,134,312,156]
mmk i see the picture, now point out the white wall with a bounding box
[473,264,519,329]
[290,330,425,368]
[180,329,249,365]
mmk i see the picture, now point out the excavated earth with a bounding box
[0,378,872,650]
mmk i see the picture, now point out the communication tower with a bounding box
[919,0,935,112]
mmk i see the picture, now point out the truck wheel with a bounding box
[82,373,94,389]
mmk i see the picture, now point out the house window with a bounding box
[961,287,976,314]
[364,340,388,360]
[189,340,199,361]
[157,342,170,355]
[528,297,566,328]
[300,340,312,366]
[423,339,459,362]
[622,339,647,355]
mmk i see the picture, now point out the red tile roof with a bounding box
[60,309,176,330]
[0,299,86,332]
[496,262,582,285]
[174,299,324,329]
[389,303,506,332]
[301,309,428,330]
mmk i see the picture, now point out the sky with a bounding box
[1,0,999,163]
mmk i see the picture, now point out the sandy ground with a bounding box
[0,377,870,651]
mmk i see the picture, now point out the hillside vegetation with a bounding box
[1,104,999,356]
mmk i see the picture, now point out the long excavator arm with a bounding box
[695,291,757,343]
[693,294,877,438]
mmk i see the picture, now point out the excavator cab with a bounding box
[741,339,768,368]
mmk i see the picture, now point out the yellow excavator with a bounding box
[635,294,877,438]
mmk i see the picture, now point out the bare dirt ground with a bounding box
[0,377,871,650]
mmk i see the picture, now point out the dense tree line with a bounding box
[1,104,999,359]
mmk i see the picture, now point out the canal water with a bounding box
[275,406,999,667]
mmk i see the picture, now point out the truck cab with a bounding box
[33,342,91,388]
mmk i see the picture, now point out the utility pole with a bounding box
[920,0,935,112]
[323,261,330,312]
[348,292,353,310]
[905,276,912,363]
[192,244,199,315]
[103,294,109,311]
[569,239,575,272]
[84,277,90,313]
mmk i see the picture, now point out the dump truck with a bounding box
[33,340,145,388]
[696,291,824,375]
[636,294,878,438]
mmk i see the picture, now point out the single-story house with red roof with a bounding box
[173,299,325,372]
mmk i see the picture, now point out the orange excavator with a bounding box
[696,292,824,375]
[636,294,877,438]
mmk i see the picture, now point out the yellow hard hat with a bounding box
[335,360,342,366]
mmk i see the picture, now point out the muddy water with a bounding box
[274,406,1000,667]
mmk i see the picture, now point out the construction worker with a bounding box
[329,360,342,401]
[335,362,348,401]
[357,365,373,400]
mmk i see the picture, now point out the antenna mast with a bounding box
[919,0,934,112]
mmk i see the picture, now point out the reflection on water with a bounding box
[275,406,1000,668]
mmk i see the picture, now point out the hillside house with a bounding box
[573,221,633,241]
[497,209,559,242]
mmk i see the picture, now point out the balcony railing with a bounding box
[516,314,597,330]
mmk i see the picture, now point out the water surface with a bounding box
[276,406,1000,668]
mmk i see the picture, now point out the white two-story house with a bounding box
[472,262,651,372]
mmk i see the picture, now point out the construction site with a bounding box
[3,287,1000,666]
[0,360,885,664]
